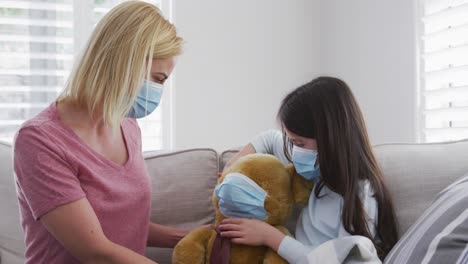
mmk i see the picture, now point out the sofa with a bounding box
[1,139,468,264]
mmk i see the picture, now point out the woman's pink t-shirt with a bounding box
[13,103,152,263]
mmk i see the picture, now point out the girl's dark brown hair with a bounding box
[278,76,398,258]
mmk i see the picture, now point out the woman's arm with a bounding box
[147,223,188,248]
[41,198,157,264]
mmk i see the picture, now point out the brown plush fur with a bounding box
[173,154,313,264]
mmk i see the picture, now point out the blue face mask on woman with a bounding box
[127,79,163,119]
[215,172,269,220]
[292,145,321,181]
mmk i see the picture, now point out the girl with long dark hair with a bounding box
[221,76,398,262]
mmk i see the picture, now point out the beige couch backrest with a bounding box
[374,139,468,236]
[221,140,468,237]
[0,141,25,264]
[143,149,219,264]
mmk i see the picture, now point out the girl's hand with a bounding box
[219,218,285,251]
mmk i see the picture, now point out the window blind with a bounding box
[0,0,74,143]
[421,0,468,142]
[0,0,165,151]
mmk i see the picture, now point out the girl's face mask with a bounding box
[292,145,320,181]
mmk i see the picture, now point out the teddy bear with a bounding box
[172,153,313,264]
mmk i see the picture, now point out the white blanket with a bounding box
[301,236,381,264]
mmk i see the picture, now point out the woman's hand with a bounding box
[148,224,189,248]
[219,218,286,251]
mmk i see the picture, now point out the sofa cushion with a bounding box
[384,173,468,264]
[0,141,25,264]
[219,149,240,172]
[143,149,219,264]
[374,139,468,236]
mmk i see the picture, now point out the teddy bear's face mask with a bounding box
[215,172,269,220]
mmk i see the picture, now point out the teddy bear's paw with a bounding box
[173,244,207,264]
[263,249,289,264]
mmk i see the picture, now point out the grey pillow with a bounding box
[384,173,468,264]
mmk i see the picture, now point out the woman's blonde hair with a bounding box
[60,0,183,127]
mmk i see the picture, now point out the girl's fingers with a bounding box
[221,218,243,224]
[218,224,242,231]
[231,238,247,244]
[220,231,243,238]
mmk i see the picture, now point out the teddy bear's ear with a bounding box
[286,164,313,205]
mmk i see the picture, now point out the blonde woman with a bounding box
[13,1,187,263]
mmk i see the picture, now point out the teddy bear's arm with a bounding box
[263,226,291,264]
[172,226,214,264]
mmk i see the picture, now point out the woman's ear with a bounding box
[287,165,313,205]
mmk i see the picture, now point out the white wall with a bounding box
[172,0,321,150]
[170,0,419,150]
[320,0,419,145]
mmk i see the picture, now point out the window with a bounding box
[0,0,170,151]
[420,0,468,142]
